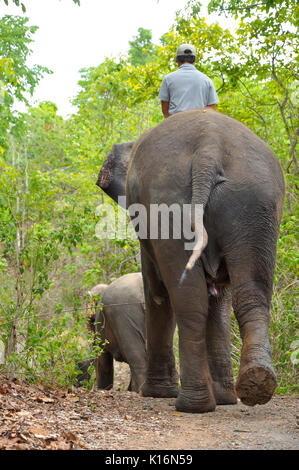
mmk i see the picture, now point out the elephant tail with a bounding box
[179,154,218,286]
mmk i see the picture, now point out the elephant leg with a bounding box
[119,325,147,393]
[129,365,147,393]
[227,253,277,406]
[96,349,114,390]
[153,241,216,413]
[75,358,92,385]
[207,288,237,405]
[127,378,132,391]
[140,247,179,398]
[106,305,147,393]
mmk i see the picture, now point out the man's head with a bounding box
[176,43,196,65]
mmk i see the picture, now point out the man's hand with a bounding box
[162,101,216,118]
[161,101,170,118]
[205,104,216,110]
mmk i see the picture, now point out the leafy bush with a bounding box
[0,308,104,388]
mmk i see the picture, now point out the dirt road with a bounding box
[0,369,298,451]
[126,395,298,450]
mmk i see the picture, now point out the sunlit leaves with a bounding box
[0,15,52,150]
[128,27,158,67]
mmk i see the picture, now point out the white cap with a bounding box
[176,44,196,57]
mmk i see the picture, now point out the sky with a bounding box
[1,0,232,117]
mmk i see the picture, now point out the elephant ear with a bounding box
[96,146,115,190]
[96,142,135,204]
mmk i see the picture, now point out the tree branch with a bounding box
[238,78,268,140]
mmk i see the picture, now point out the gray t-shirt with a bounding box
[158,64,219,115]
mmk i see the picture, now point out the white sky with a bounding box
[1,0,232,117]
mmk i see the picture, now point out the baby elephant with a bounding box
[78,273,147,392]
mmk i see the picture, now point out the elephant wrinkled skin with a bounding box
[96,109,285,413]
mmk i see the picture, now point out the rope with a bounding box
[50,302,146,315]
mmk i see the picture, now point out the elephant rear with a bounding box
[127,109,285,281]
[126,109,285,411]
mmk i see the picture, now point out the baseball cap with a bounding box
[176,44,196,57]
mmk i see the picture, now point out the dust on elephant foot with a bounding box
[212,380,238,405]
[175,385,216,413]
[141,380,179,399]
[235,364,277,406]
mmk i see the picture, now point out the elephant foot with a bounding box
[130,369,147,393]
[236,364,277,406]
[175,385,216,413]
[141,380,179,398]
[212,380,237,405]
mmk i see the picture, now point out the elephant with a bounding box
[96,109,285,413]
[77,273,148,392]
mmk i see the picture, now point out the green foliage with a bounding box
[290,340,299,367]
[128,27,158,67]
[0,309,102,388]
[0,89,141,385]
[0,16,51,104]
[0,15,51,151]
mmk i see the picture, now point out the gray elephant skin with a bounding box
[77,273,147,392]
[96,109,285,413]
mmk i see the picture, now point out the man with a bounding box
[158,43,219,118]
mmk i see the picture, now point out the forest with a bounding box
[0,0,298,402]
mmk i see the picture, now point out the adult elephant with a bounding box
[96,109,285,413]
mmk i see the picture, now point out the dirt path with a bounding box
[0,368,298,451]
[128,396,298,450]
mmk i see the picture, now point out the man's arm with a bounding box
[206,81,219,111]
[158,76,170,119]
[161,100,170,118]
